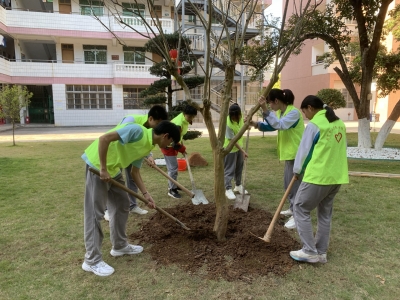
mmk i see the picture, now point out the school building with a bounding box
[0,0,271,127]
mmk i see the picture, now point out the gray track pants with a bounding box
[293,182,341,255]
[283,160,302,211]
[164,155,178,190]
[123,164,138,209]
[224,151,244,190]
[84,165,130,265]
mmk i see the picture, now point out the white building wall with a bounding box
[53,84,150,126]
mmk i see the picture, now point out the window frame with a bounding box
[66,85,112,110]
[83,45,107,64]
[123,87,148,109]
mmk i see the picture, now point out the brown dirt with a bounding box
[130,203,300,282]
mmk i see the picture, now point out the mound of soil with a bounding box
[130,204,300,282]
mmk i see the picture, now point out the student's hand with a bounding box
[242,151,249,160]
[144,193,156,209]
[100,169,111,182]
[146,157,155,167]
[249,120,257,128]
[258,96,268,111]
[294,174,300,181]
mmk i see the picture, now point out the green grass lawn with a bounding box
[1,133,399,300]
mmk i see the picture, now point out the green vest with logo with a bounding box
[223,116,244,152]
[276,105,304,161]
[303,110,349,185]
[172,113,189,142]
[84,123,154,178]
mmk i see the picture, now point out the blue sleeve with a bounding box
[116,124,144,145]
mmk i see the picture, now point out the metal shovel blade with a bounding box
[233,194,251,212]
[192,189,209,205]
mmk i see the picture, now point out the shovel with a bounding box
[88,167,191,231]
[144,157,195,198]
[251,176,296,242]
[184,153,209,205]
[234,129,251,211]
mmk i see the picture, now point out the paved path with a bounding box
[0,121,399,143]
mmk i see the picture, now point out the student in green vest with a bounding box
[224,103,249,199]
[161,105,197,199]
[289,95,348,264]
[250,89,304,229]
[103,105,168,220]
[81,121,180,276]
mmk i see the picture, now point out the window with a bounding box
[66,85,112,109]
[123,46,145,64]
[123,87,147,109]
[340,89,354,108]
[80,0,104,16]
[150,5,162,18]
[122,2,145,17]
[83,45,107,64]
[188,15,196,23]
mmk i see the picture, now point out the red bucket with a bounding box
[177,158,187,171]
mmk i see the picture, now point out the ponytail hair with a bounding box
[228,103,242,122]
[301,95,339,123]
[267,88,295,105]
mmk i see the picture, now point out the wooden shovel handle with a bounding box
[144,158,195,198]
[88,168,190,230]
[262,176,296,242]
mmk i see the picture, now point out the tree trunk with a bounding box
[374,99,400,150]
[357,118,372,148]
[12,120,15,146]
[213,150,229,241]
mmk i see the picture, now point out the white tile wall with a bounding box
[53,84,150,126]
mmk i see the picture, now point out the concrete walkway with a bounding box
[0,120,399,143]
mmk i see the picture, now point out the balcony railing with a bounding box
[0,7,173,35]
[0,56,156,80]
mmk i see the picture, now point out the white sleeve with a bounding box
[293,123,320,174]
[265,110,301,130]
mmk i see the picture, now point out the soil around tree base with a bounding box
[130,203,300,282]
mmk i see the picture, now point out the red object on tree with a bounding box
[178,61,182,74]
[169,49,178,61]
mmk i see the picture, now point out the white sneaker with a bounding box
[234,185,249,195]
[284,216,296,229]
[290,249,319,263]
[104,210,109,221]
[82,261,114,276]
[280,209,293,216]
[225,189,236,200]
[130,206,148,215]
[110,244,143,257]
[319,253,327,264]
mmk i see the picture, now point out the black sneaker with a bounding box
[176,186,182,191]
[168,188,182,199]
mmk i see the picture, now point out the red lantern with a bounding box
[169,49,178,62]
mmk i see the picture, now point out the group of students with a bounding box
[224,88,348,264]
[80,88,348,277]
[81,104,198,277]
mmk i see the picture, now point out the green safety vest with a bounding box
[120,114,148,126]
[171,113,189,142]
[223,116,244,152]
[84,123,154,178]
[303,110,349,185]
[276,105,304,161]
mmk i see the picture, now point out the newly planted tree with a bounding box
[94,0,323,240]
[0,85,32,146]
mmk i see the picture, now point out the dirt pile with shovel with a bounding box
[130,203,300,282]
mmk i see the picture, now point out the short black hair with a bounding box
[153,120,181,144]
[148,105,168,121]
[183,105,197,116]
